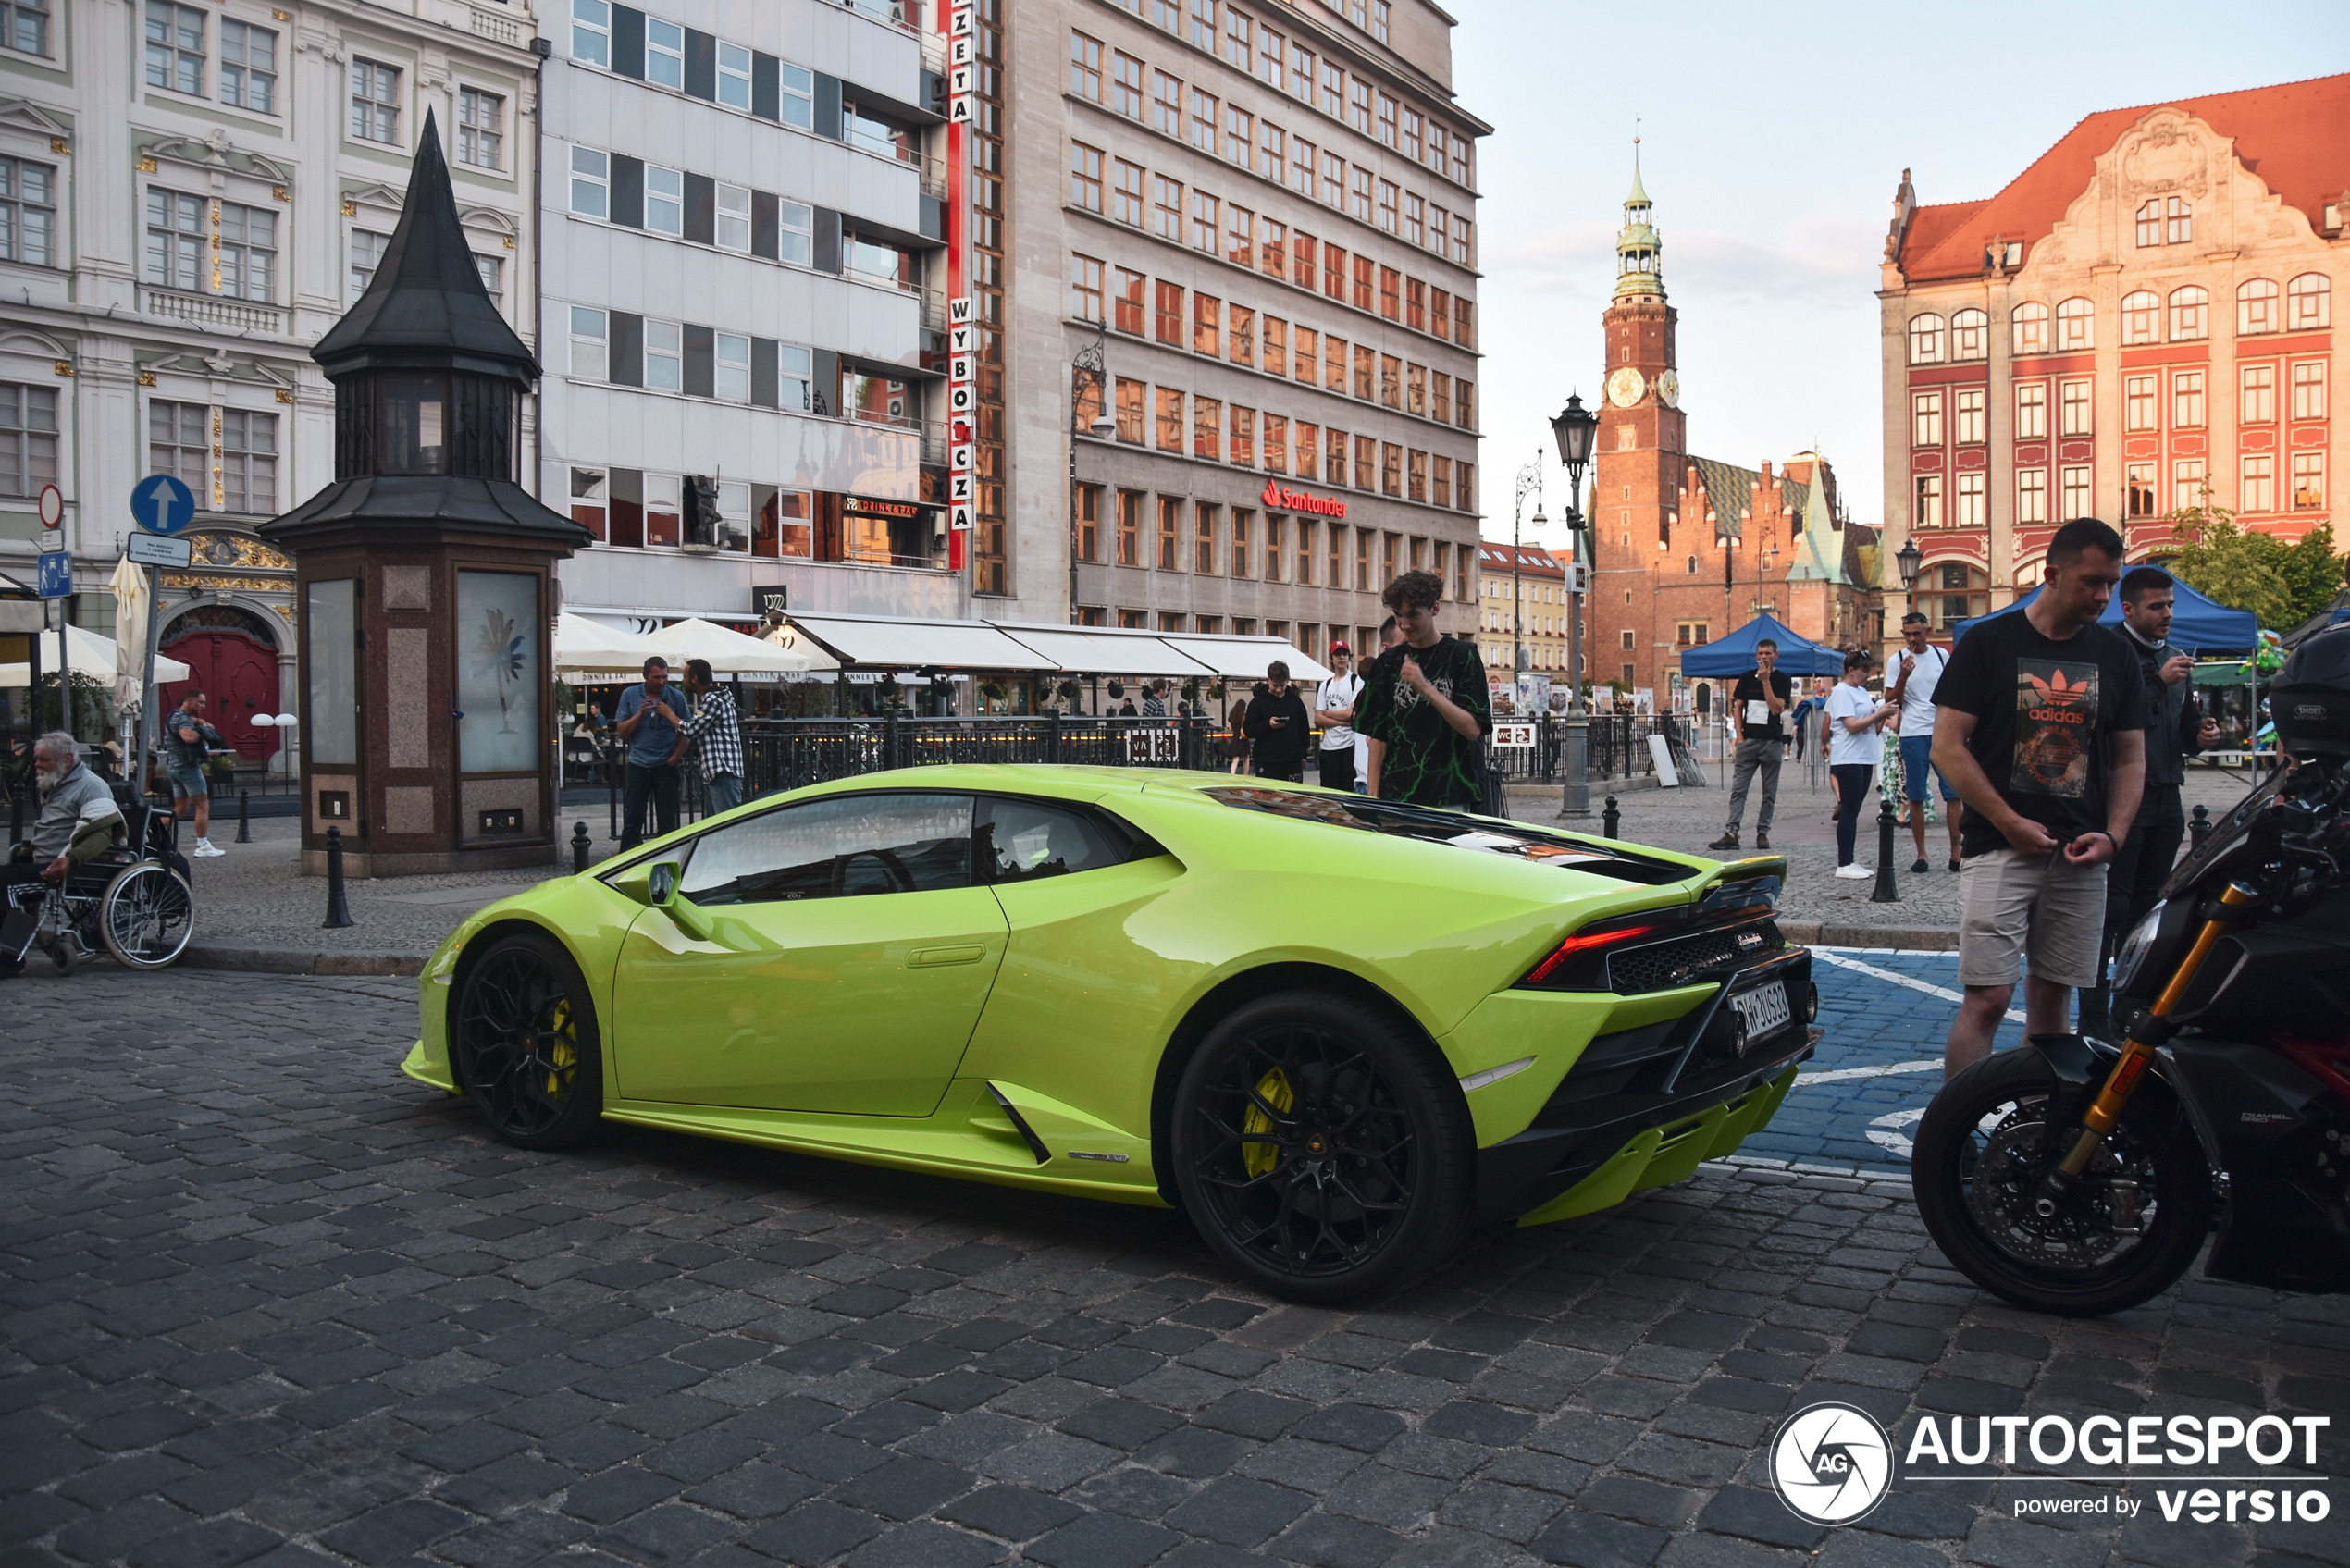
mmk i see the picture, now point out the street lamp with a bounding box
[1068,320,1116,627]
[1895,537,1923,648]
[1548,393,1601,817]
[1511,457,1543,680]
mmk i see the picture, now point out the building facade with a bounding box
[1880,75,2347,642]
[1584,166,1878,708]
[0,0,543,765]
[1474,539,1564,674]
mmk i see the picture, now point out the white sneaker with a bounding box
[193,841,226,858]
[1833,863,1872,880]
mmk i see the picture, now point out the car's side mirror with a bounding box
[609,861,658,906]
[648,859,709,941]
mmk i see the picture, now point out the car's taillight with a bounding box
[1521,920,1664,988]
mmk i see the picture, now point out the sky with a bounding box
[1453,0,2350,545]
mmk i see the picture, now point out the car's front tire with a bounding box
[1172,989,1471,1303]
[451,932,604,1150]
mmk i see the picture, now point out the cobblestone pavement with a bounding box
[6,969,2346,1568]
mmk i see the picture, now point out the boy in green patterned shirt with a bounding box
[1359,570,1492,810]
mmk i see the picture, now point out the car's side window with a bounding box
[679,793,973,905]
[978,797,1130,884]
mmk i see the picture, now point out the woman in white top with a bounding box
[1825,649,1895,878]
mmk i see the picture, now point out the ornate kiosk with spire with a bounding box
[262,115,590,877]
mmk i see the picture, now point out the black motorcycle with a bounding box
[1912,627,2350,1316]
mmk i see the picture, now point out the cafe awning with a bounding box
[641,616,827,675]
[782,611,1059,672]
[1162,636,1335,684]
[992,625,1215,678]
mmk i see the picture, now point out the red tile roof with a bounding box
[1898,73,2350,284]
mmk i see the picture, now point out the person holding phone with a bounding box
[1710,638,1793,852]
[614,656,689,849]
[1826,650,1894,879]
[1243,661,1311,783]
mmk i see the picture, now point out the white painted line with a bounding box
[1868,1106,1928,1158]
[1813,945,1959,957]
[1812,949,2027,1024]
[1794,1059,1942,1088]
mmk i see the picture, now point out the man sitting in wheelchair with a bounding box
[4,731,125,958]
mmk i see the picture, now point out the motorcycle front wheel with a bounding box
[1913,1046,2212,1316]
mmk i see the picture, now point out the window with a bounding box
[2165,196,2191,244]
[1152,175,1182,241]
[644,318,681,390]
[2237,278,2279,337]
[1107,267,1144,336]
[1378,353,1400,407]
[0,156,54,266]
[1264,414,1287,474]
[716,41,751,109]
[2011,301,2048,356]
[218,202,275,302]
[1069,253,1103,322]
[1955,471,1986,529]
[145,2,204,94]
[2166,368,2208,429]
[1257,21,1283,84]
[1221,6,1251,67]
[569,305,608,379]
[1110,159,1144,226]
[1288,40,1313,100]
[1186,0,1216,47]
[1070,142,1103,211]
[1322,243,1345,299]
[2293,361,2326,421]
[1226,104,1253,167]
[1430,372,1451,425]
[2134,200,2161,247]
[1189,88,1218,154]
[1346,78,1370,134]
[644,165,683,235]
[142,188,204,290]
[2294,452,2325,511]
[219,409,276,513]
[1231,507,1250,574]
[148,401,208,498]
[2124,375,2156,433]
[1297,422,1318,479]
[644,17,684,88]
[713,333,750,401]
[2059,379,2091,437]
[1906,314,1943,364]
[1914,474,1943,529]
[0,384,57,497]
[2167,285,2207,341]
[1449,135,1470,188]
[1070,30,1102,98]
[2016,467,2047,525]
[777,201,812,265]
[1455,380,1475,430]
[346,228,389,300]
[683,794,973,905]
[714,183,749,251]
[1152,70,1183,135]
[778,60,815,128]
[1229,304,1255,365]
[1952,388,1985,444]
[456,88,502,169]
[1290,136,1316,199]
[1911,390,1942,447]
[1156,494,1181,569]
[1194,501,1218,571]
[5,0,49,56]
[1225,204,1252,266]
[2057,297,2093,351]
[2121,290,2158,345]
[2288,273,2331,331]
[2242,454,2275,513]
[1193,397,1222,463]
[2172,459,2207,512]
[1255,120,1287,184]
[1192,291,1218,356]
[2242,364,2275,424]
[1155,386,1183,451]
[1950,308,1986,361]
[1154,279,1182,344]
[2126,463,2157,519]
[572,0,609,67]
[220,20,276,112]
[1319,150,1344,210]
[350,57,400,143]
[777,344,812,410]
[1111,51,1143,117]
[1114,377,1144,443]
[1116,488,1142,564]
[569,146,609,217]
[2015,381,2047,440]
[1348,167,1373,224]
[2060,465,2091,518]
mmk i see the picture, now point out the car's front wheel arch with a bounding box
[1149,962,1460,1210]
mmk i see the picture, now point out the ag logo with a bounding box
[1769,1401,1893,1525]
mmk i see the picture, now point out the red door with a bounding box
[159,630,281,762]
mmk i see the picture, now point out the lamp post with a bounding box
[1549,393,1601,817]
[1510,456,1544,684]
[1068,320,1117,627]
[1895,536,1923,651]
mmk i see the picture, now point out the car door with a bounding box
[611,791,1008,1117]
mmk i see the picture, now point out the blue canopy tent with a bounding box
[1951,578,2257,654]
[1676,612,1848,678]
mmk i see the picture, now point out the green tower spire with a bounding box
[1614,141,1663,300]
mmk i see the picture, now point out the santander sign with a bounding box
[1262,478,1347,517]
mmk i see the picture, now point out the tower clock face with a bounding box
[1655,371,1680,409]
[1606,366,1646,408]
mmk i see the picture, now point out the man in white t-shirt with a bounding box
[1313,642,1366,792]
[1885,611,1962,873]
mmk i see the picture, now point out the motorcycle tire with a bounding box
[1913,1046,2212,1317]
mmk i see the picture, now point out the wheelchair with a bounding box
[3,782,196,978]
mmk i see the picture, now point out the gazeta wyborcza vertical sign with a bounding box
[946,2,975,572]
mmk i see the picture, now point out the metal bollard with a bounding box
[2188,803,2210,853]
[1870,799,1901,903]
[1602,795,1620,839]
[572,820,592,874]
[236,788,251,844]
[322,824,354,929]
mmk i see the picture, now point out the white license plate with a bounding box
[1729,980,1792,1043]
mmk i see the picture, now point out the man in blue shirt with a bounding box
[614,657,689,849]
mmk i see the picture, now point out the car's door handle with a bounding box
[909,944,987,968]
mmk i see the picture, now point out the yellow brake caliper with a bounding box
[1243,1068,1293,1178]
[547,998,575,1098]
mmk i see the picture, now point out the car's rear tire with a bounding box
[451,932,604,1150]
[1171,988,1472,1303]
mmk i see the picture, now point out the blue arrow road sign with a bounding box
[130,473,197,536]
[37,550,69,598]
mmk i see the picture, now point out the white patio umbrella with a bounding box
[553,611,667,674]
[640,616,828,675]
[108,554,151,718]
[0,623,190,686]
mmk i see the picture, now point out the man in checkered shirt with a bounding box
[668,658,746,815]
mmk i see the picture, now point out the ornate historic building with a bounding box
[1880,74,2347,640]
[1585,162,1878,707]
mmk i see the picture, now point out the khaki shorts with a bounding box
[1957,846,2108,990]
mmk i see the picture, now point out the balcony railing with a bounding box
[143,287,283,336]
[468,5,524,44]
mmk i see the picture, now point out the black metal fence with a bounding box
[1483,714,1695,785]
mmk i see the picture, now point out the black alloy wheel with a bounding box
[451,933,605,1150]
[1173,990,1471,1303]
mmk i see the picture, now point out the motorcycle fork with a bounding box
[2046,882,2261,1195]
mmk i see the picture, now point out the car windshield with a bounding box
[1199,786,1688,883]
